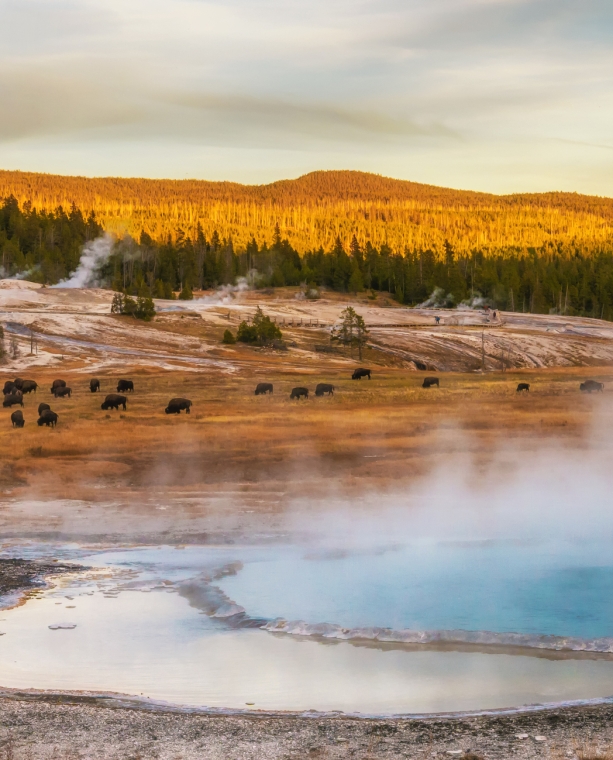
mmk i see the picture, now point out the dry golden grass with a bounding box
[0,364,610,504]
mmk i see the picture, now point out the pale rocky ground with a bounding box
[1,282,613,373]
[0,691,612,759]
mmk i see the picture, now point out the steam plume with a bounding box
[52,234,114,289]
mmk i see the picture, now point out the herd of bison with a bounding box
[1,368,606,429]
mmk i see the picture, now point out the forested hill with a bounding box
[2,169,613,254]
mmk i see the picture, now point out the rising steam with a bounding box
[52,234,114,289]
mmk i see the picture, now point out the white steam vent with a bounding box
[52,234,114,289]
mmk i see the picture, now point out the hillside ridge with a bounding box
[2,168,613,253]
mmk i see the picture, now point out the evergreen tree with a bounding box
[222,329,236,344]
[179,281,193,300]
[332,306,369,359]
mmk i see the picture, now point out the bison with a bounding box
[3,394,23,408]
[20,380,37,394]
[50,379,66,393]
[38,402,51,416]
[37,410,58,427]
[255,383,273,395]
[165,398,192,414]
[12,378,24,390]
[3,381,16,395]
[290,387,309,400]
[10,410,24,428]
[315,383,335,397]
[53,386,72,398]
[117,379,134,393]
[422,377,440,388]
[516,383,530,393]
[101,394,127,411]
[352,368,371,380]
[580,380,604,393]
[90,378,101,393]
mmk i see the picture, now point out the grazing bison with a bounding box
[516,383,530,393]
[38,402,51,416]
[165,398,192,414]
[290,387,309,400]
[90,378,101,393]
[50,379,66,394]
[3,394,23,408]
[3,381,16,395]
[422,377,440,388]
[117,379,134,393]
[352,368,371,380]
[20,380,37,394]
[10,410,24,428]
[315,383,335,397]
[255,383,273,395]
[53,386,72,398]
[101,394,127,411]
[580,380,604,393]
[37,410,58,427]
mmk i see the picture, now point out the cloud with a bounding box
[0,67,144,141]
[0,61,456,148]
[0,0,612,192]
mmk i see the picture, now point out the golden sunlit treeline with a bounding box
[2,169,613,254]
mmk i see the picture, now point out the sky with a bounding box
[1,0,612,194]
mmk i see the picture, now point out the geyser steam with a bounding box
[52,234,114,289]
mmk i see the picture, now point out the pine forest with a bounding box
[2,169,613,318]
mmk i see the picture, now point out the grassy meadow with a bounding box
[0,364,610,504]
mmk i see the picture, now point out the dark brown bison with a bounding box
[165,398,192,414]
[20,380,37,394]
[38,402,51,416]
[580,380,604,393]
[117,379,134,393]
[50,379,66,394]
[290,387,309,399]
[53,386,72,398]
[3,381,16,395]
[352,368,371,380]
[3,394,23,408]
[37,410,58,427]
[255,383,273,395]
[422,377,440,388]
[315,383,335,396]
[10,410,24,428]
[90,378,100,393]
[12,378,24,390]
[101,394,127,411]
[516,383,530,392]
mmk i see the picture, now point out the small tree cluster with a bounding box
[222,329,236,344]
[111,292,156,321]
[236,306,282,345]
[331,306,369,359]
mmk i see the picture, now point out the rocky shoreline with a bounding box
[0,557,82,610]
[0,691,612,759]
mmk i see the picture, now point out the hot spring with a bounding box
[1,533,613,715]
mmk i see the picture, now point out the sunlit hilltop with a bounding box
[2,169,613,254]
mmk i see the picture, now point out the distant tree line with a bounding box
[0,195,102,282]
[4,196,613,320]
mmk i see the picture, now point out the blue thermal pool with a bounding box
[0,540,612,715]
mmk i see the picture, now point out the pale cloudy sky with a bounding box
[1,0,612,193]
